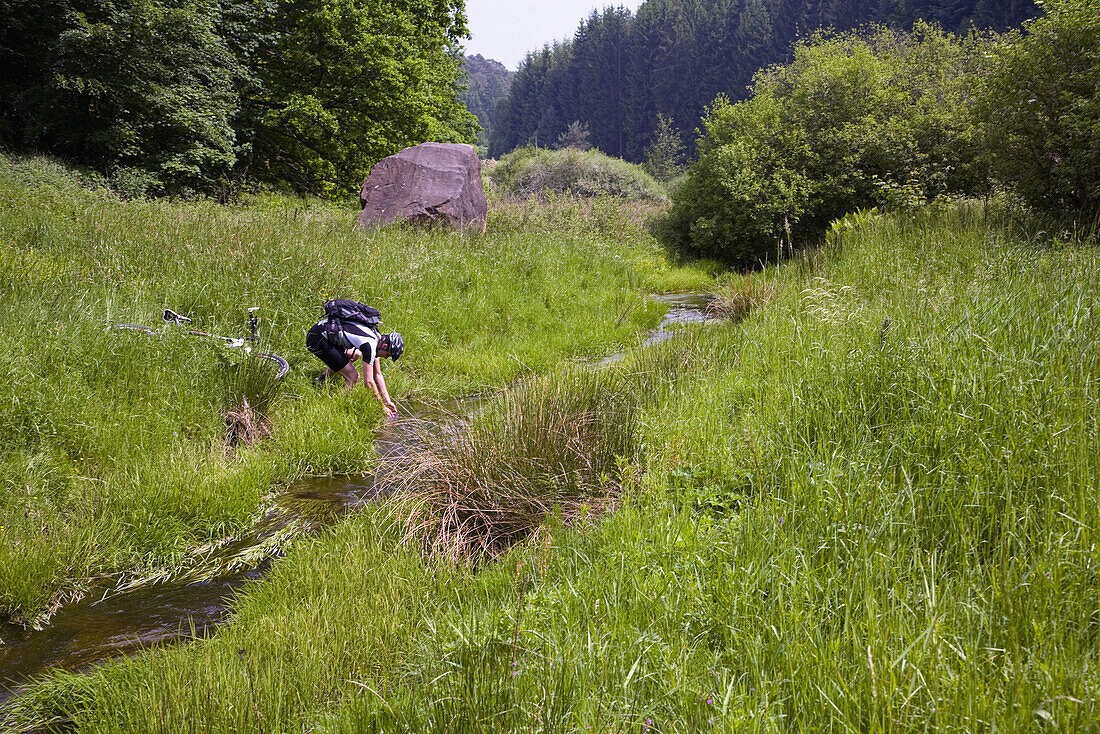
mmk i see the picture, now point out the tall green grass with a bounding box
[0,154,708,625]
[9,200,1096,731]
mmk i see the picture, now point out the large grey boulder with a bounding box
[357,142,487,233]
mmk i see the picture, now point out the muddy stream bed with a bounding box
[0,294,714,705]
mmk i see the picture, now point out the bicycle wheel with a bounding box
[257,352,290,380]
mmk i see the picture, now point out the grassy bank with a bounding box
[7,195,1097,730]
[0,155,709,626]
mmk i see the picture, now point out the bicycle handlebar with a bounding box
[163,309,193,324]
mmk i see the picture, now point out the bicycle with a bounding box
[115,307,290,379]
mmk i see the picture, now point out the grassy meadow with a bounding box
[3,154,1099,731]
[0,154,708,627]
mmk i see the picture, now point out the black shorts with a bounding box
[306,323,349,372]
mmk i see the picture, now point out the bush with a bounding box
[488,146,666,202]
[975,0,1100,219]
[661,24,991,266]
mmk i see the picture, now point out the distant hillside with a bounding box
[489,0,1041,161]
[461,55,514,150]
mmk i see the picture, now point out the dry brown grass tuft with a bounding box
[224,396,270,448]
[221,353,282,448]
[388,375,635,565]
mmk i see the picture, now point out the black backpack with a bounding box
[322,298,381,337]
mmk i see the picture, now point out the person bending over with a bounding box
[306,318,403,416]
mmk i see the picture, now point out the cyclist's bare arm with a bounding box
[365,359,396,416]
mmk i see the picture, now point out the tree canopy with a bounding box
[660,0,1100,265]
[0,0,477,197]
[490,0,1040,163]
[975,0,1100,216]
[660,24,993,265]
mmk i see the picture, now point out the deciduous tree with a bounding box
[976,0,1100,217]
[13,0,241,196]
[246,0,477,197]
[662,25,991,265]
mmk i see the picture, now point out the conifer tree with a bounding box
[643,112,685,181]
[487,0,1041,163]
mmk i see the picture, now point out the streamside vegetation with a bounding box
[662,2,1100,267]
[661,23,991,266]
[974,0,1100,216]
[6,197,1097,732]
[0,153,706,629]
[393,367,639,563]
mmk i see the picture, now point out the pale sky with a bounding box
[463,0,646,71]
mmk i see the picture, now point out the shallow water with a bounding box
[0,566,267,698]
[0,399,463,705]
[0,295,713,706]
[600,292,717,364]
[647,292,716,344]
[0,477,375,706]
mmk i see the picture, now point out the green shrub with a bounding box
[489,146,666,202]
[661,24,992,266]
[975,0,1100,219]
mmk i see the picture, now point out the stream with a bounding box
[0,293,714,706]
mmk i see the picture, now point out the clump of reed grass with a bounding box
[391,370,638,564]
[706,274,778,322]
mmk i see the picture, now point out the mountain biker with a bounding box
[306,317,404,416]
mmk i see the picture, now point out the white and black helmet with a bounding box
[381,332,404,360]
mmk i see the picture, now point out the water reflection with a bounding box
[0,397,472,704]
[600,292,717,365]
[646,292,717,345]
[0,567,264,700]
